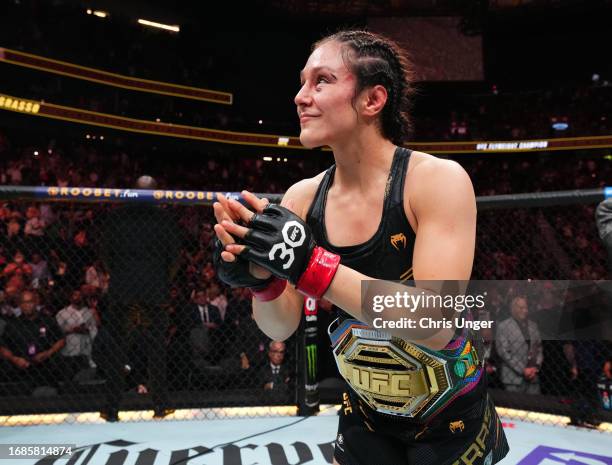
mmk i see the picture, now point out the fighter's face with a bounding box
[295,41,359,149]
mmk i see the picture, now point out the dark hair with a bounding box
[314,30,416,145]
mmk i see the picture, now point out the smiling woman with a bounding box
[213,29,509,465]
[295,31,415,150]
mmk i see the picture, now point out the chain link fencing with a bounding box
[0,191,301,426]
[0,186,611,431]
[472,194,612,430]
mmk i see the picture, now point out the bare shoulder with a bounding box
[406,151,475,215]
[280,171,327,220]
[408,151,470,182]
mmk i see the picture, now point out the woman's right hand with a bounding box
[213,193,271,283]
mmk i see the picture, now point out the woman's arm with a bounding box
[214,177,322,341]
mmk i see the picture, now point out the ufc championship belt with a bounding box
[329,318,482,419]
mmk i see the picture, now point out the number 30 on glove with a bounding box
[241,204,340,300]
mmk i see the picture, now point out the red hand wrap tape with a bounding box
[296,246,340,299]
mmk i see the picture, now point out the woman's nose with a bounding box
[294,83,311,107]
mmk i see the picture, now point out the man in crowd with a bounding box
[496,295,544,394]
[0,290,67,394]
[188,288,222,367]
[56,289,99,376]
[260,341,291,394]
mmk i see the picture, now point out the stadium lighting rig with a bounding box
[137,19,180,33]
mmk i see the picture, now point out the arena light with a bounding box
[552,122,569,131]
[137,19,180,33]
[263,156,273,161]
[93,10,108,18]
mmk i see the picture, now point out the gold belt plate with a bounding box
[333,327,453,417]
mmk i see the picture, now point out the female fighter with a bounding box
[213,30,509,465]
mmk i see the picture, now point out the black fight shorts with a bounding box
[333,392,510,465]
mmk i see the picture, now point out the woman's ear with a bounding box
[361,85,388,117]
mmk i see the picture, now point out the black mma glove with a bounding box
[242,204,340,299]
[212,237,273,290]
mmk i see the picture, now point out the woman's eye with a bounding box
[316,76,329,84]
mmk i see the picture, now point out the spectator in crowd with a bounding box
[56,289,99,373]
[0,287,20,319]
[201,261,215,281]
[496,296,543,394]
[84,260,109,294]
[3,215,25,256]
[189,289,222,331]
[2,251,32,292]
[188,288,222,367]
[39,203,56,227]
[99,175,181,421]
[260,341,291,393]
[28,252,50,288]
[24,205,46,249]
[206,282,227,321]
[0,290,67,395]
